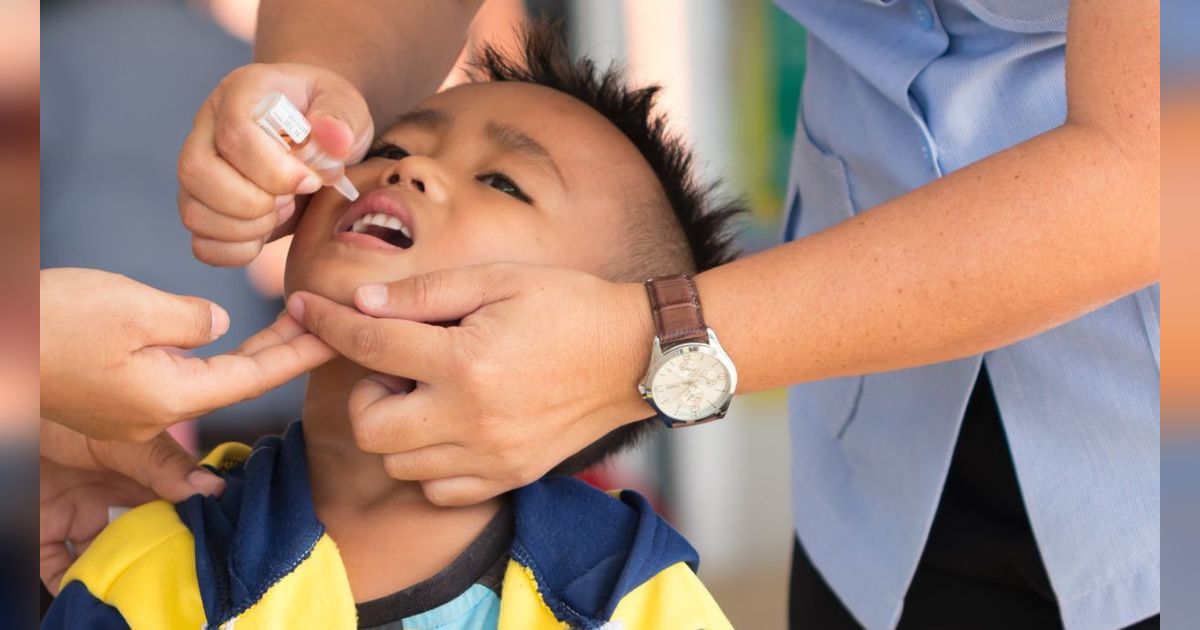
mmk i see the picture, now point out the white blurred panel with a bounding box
[567,0,625,69]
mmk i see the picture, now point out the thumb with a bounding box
[88,432,225,502]
[307,81,373,163]
[354,264,519,322]
[140,289,231,349]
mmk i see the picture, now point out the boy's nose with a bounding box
[386,172,423,192]
[380,158,447,204]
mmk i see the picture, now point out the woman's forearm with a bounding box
[254,0,480,124]
[697,0,1158,394]
[699,120,1159,393]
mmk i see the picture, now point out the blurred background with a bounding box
[16,0,1195,627]
[1,0,39,624]
[1161,1,1200,627]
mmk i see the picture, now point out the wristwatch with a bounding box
[639,274,738,427]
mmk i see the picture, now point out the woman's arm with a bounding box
[701,0,1159,391]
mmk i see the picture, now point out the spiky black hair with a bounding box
[470,19,745,274]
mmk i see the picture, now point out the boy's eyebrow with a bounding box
[389,108,449,130]
[484,121,564,184]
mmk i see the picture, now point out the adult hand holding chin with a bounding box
[40,267,337,443]
[286,262,657,507]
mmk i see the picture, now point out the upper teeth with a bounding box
[350,212,411,238]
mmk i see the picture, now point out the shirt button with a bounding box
[911,1,934,31]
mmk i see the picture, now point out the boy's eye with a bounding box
[364,143,410,161]
[477,173,532,203]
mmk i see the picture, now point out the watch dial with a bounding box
[651,349,732,421]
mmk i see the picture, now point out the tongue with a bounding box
[361,224,413,249]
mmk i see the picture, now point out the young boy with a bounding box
[45,22,744,630]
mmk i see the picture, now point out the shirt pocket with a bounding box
[783,109,864,438]
[782,107,856,243]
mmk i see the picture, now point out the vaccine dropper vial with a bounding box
[252,91,359,201]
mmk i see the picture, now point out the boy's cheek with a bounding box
[282,224,350,304]
[282,244,408,308]
[280,242,302,301]
[281,222,314,299]
[441,218,561,268]
[283,261,357,307]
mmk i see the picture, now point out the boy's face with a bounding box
[286,81,664,306]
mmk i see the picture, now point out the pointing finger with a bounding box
[288,291,453,382]
[165,316,336,416]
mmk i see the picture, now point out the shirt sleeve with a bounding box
[42,581,131,630]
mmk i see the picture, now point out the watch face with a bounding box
[650,347,733,421]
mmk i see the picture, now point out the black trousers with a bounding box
[788,368,1159,629]
[789,539,1159,629]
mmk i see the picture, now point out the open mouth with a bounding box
[335,189,417,250]
[344,212,414,249]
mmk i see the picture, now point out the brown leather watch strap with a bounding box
[645,274,708,346]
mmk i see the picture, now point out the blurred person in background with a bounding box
[2,0,42,623]
[47,0,1161,628]
[0,0,39,434]
[1159,0,1200,625]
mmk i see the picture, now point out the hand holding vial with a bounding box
[252,91,359,202]
[178,62,374,267]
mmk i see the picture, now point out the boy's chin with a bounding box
[284,265,418,310]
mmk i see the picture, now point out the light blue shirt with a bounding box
[775,1,1159,629]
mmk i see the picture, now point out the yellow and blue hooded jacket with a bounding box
[44,423,731,629]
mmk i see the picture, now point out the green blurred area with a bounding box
[731,1,806,252]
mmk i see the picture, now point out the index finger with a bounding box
[287,291,453,382]
[167,314,338,414]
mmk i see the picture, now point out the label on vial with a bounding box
[255,94,311,147]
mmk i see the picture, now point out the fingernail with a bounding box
[209,303,230,340]
[358,284,388,309]
[298,174,322,194]
[276,200,296,226]
[286,293,305,322]
[187,469,226,496]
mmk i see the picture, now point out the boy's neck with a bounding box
[302,358,427,508]
[302,358,505,603]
